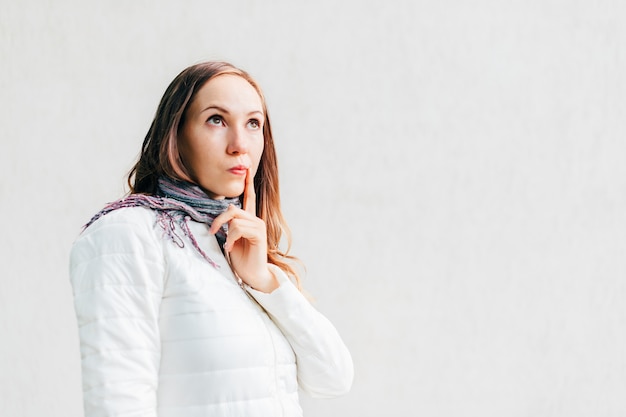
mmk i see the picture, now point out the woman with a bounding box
[70,61,353,417]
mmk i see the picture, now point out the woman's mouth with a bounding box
[228,165,248,176]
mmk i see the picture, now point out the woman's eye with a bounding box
[247,119,261,129]
[207,115,223,126]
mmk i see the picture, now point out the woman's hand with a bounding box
[209,168,278,293]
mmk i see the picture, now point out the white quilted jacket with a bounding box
[70,207,353,417]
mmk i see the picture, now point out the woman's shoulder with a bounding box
[70,206,167,293]
[82,206,158,233]
[71,207,162,262]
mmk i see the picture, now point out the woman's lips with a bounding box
[228,165,248,175]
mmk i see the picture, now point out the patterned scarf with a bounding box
[84,177,240,269]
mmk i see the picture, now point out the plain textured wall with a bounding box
[1,1,625,416]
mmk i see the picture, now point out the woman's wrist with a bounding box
[250,266,279,293]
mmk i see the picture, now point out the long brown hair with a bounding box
[128,61,300,286]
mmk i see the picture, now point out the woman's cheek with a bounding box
[253,146,264,173]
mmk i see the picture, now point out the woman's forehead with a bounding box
[191,74,264,115]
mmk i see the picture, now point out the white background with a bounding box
[1,1,625,416]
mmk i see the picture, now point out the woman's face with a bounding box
[178,74,265,199]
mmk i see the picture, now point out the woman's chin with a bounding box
[220,186,245,200]
[196,184,243,200]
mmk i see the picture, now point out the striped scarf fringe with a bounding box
[84,177,240,269]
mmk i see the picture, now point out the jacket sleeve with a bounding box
[69,210,165,417]
[247,265,354,398]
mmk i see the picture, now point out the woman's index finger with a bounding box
[243,168,256,215]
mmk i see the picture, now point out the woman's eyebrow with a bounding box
[200,105,263,117]
[201,105,230,114]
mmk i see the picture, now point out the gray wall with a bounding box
[1,1,625,416]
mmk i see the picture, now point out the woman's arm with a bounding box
[211,170,353,395]
[247,265,354,398]
[70,209,164,417]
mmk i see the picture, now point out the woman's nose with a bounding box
[226,126,249,155]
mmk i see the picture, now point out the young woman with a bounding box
[70,61,353,417]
